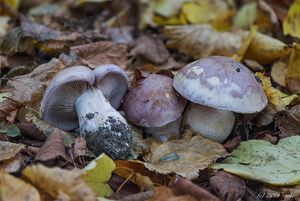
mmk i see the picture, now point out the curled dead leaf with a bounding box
[23,164,95,201]
[35,128,67,162]
[0,141,24,161]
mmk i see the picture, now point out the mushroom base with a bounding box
[84,116,132,160]
[75,87,132,159]
[144,117,182,142]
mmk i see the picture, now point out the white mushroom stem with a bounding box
[183,103,235,143]
[75,86,127,136]
[144,117,182,142]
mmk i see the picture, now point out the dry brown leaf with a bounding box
[271,61,288,86]
[0,96,20,122]
[143,131,227,180]
[0,141,25,161]
[35,128,67,162]
[130,35,169,65]
[7,58,65,109]
[148,186,198,201]
[0,153,24,173]
[70,41,128,69]
[209,171,245,201]
[23,164,95,201]
[73,137,86,160]
[275,105,300,138]
[163,25,289,64]
[0,170,41,201]
[164,25,242,59]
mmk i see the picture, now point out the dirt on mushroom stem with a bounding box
[75,86,132,160]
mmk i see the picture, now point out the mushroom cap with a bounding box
[94,64,128,109]
[173,56,267,113]
[122,74,186,127]
[183,103,235,143]
[40,66,95,131]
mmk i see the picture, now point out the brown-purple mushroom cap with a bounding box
[94,64,128,109]
[122,74,186,127]
[40,66,95,131]
[173,56,267,113]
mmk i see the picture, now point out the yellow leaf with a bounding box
[283,0,300,39]
[0,171,40,201]
[255,72,297,111]
[84,153,115,197]
[271,61,288,87]
[233,2,257,29]
[143,130,227,180]
[287,43,300,78]
[2,0,20,11]
[23,164,95,201]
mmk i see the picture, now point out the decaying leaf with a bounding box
[148,186,198,201]
[17,107,76,148]
[286,43,300,94]
[143,131,227,180]
[0,141,24,161]
[256,72,297,111]
[283,0,300,39]
[0,171,41,201]
[114,160,154,191]
[73,137,86,160]
[0,123,21,137]
[7,58,65,109]
[271,61,288,86]
[209,171,245,201]
[0,153,24,173]
[83,153,115,197]
[210,136,300,185]
[23,164,95,201]
[35,128,67,162]
[70,41,128,69]
[164,25,289,64]
[233,2,257,29]
[275,105,300,138]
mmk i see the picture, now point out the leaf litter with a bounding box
[0,0,300,200]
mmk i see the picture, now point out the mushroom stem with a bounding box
[75,86,132,159]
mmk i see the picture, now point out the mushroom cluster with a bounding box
[40,56,267,159]
[40,64,132,160]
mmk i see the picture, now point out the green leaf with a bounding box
[0,124,21,137]
[84,153,115,197]
[210,136,300,185]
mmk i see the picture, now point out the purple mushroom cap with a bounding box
[94,64,129,109]
[173,56,267,113]
[122,74,186,127]
[40,66,95,131]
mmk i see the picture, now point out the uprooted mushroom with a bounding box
[174,56,267,143]
[40,64,132,159]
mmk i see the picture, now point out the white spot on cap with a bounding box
[224,78,228,84]
[207,76,220,87]
[193,67,204,75]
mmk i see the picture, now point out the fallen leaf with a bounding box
[0,123,21,137]
[130,35,169,65]
[233,2,257,29]
[256,104,277,127]
[275,105,300,138]
[283,0,300,39]
[209,171,246,201]
[17,107,76,148]
[73,137,86,160]
[143,130,227,180]
[23,164,95,201]
[0,170,41,201]
[286,43,300,94]
[271,61,288,86]
[164,25,289,64]
[7,58,65,109]
[0,141,24,161]
[164,25,242,59]
[83,153,115,197]
[35,128,67,162]
[114,160,154,191]
[70,41,128,69]
[256,72,297,111]
[210,136,300,185]
[0,153,24,173]
[148,186,198,201]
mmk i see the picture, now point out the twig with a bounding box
[169,175,220,201]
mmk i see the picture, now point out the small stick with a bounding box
[169,175,220,201]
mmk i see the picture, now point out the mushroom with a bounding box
[174,56,267,142]
[40,65,132,159]
[122,73,186,141]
